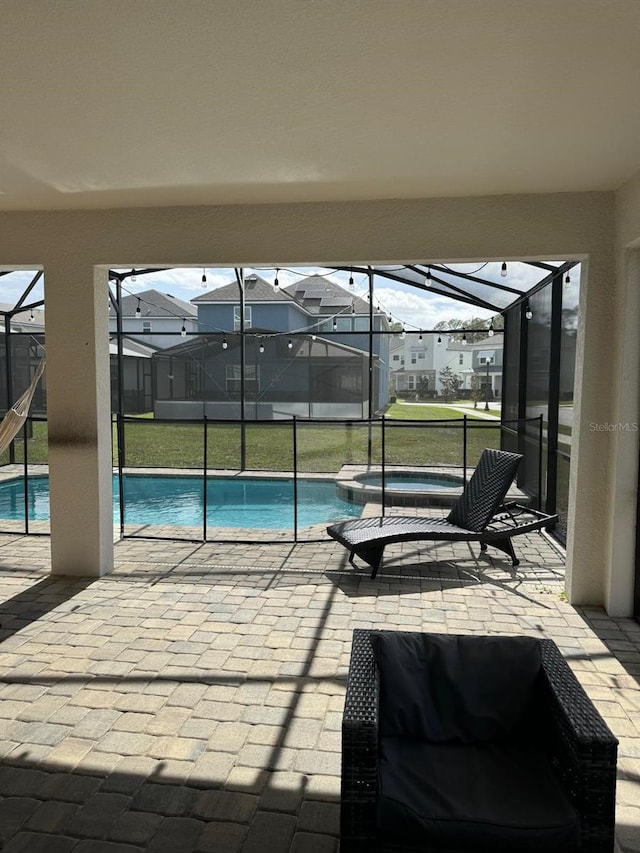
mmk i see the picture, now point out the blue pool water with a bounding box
[0,474,360,530]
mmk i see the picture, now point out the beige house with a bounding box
[1,1,639,618]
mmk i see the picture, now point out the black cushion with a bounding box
[370,631,542,742]
[377,737,580,852]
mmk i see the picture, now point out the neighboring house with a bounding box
[390,334,439,395]
[470,334,504,398]
[108,289,198,349]
[389,332,476,396]
[389,332,504,398]
[155,274,390,419]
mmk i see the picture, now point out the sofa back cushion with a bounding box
[370,631,541,742]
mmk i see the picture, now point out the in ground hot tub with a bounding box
[336,468,465,507]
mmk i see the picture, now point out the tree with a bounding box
[470,372,483,409]
[435,315,504,343]
[439,366,461,403]
[416,375,430,399]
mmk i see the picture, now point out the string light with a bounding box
[180,320,187,336]
[488,320,495,337]
[273,269,280,291]
[418,333,423,341]
[437,335,442,345]
[349,269,354,290]
[332,318,337,330]
[259,342,265,354]
[311,334,317,341]
[287,338,293,349]
[351,302,356,315]
[425,269,432,286]
[525,303,533,320]
[500,262,507,277]
[201,268,207,287]
[400,326,406,339]
[29,310,35,323]
[130,269,137,282]
[462,333,467,345]
[565,271,571,284]
[222,338,228,350]
[135,299,141,318]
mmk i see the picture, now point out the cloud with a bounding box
[0,270,44,308]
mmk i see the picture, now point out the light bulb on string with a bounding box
[135,299,141,318]
[180,320,187,337]
[201,269,207,287]
[259,342,265,354]
[29,310,35,323]
[287,338,293,349]
[130,269,137,282]
[462,333,467,345]
[488,321,495,337]
[332,318,337,330]
[437,335,442,345]
[425,269,432,286]
[525,304,533,320]
[273,269,280,291]
[500,262,507,277]
[565,272,571,285]
[349,269,354,290]
[222,338,228,350]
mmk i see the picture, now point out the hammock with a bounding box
[0,358,46,455]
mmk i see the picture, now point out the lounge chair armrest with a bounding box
[341,629,379,849]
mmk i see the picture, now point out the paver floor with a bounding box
[0,530,638,852]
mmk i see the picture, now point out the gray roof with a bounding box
[109,335,159,357]
[192,273,372,318]
[191,274,291,303]
[284,275,370,315]
[0,302,45,328]
[118,289,197,318]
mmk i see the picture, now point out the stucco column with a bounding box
[605,248,640,614]
[45,263,113,576]
[565,251,616,605]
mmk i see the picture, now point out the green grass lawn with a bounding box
[385,402,499,420]
[5,413,503,473]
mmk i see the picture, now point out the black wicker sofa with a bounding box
[341,629,618,853]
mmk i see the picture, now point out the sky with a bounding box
[0,262,562,330]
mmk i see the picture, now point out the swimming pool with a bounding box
[0,474,361,530]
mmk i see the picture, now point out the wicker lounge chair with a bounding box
[327,447,556,577]
[341,629,618,853]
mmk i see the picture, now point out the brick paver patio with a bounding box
[0,530,639,852]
